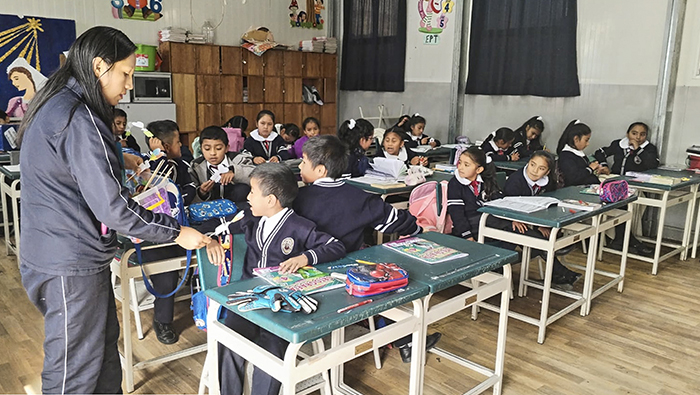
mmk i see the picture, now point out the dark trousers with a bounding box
[140,245,188,324]
[20,265,122,394]
[219,313,289,395]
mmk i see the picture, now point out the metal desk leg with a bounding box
[651,191,669,275]
[618,205,633,293]
[206,301,222,395]
[693,198,700,259]
[492,264,512,395]
[680,184,698,260]
[537,230,558,344]
[581,216,600,316]
[1,173,10,255]
[121,259,135,393]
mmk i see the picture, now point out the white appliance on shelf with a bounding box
[116,103,176,153]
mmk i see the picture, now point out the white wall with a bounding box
[0,0,325,47]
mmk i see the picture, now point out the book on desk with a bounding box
[253,266,344,295]
[557,199,602,211]
[482,196,560,213]
[382,237,468,264]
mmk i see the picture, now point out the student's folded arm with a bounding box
[446,183,472,239]
[366,195,421,237]
[302,229,346,265]
[65,108,180,242]
[594,145,613,167]
[276,145,291,161]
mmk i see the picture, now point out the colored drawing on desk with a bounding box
[382,237,468,264]
[253,266,344,295]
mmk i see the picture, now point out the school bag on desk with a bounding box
[345,263,409,297]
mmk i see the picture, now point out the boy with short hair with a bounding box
[205,163,346,395]
[293,135,439,363]
[189,126,255,205]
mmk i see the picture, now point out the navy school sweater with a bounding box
[404,133,442,148]
[594,138,659,175]
[294,178,421,252]
[557,146,600,186]
[503,166,555,197]
[446,176,502,239]
[481,136,516,162]
[242,130,291,161]
[512,129,544,159]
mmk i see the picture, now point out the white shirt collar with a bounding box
[489,140,501,152]
[384,146,408,162]
[455,172,483,186]
[562,144,586,157]
[619,137,649,150]
[522,166,549,188]
[251,129,279,142]
[207,157,230,174]
[411,134,422,141]
[260,207,289,241]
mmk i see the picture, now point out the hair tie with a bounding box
[574,119,581,125]
[348,119,356,129]
[486,155,492,164]
[536,116,543,121]
[413,112,420,117]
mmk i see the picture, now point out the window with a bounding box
[340,0,407,92]
[465,0,580,97]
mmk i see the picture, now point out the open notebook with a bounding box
[482,196,560,213]
[351,157,407,185]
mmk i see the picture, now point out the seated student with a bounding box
[243,110,291,164]
[512,116,546,159]
[503,151,581,285]
[594,121,658,256]
[291,117,321,159]
[404,114,441,149]
[137,120,198,343]
[112,108,141,152]
[338,118,374,178]
[0,109,9,124]
[376,127,428,167]
[557,120,607,187]
[480,127,520,162]
[293,135,440,363]
[205,163,346,395]
[393,114,411,133]
[189,126,255,205]
[277,122,300,146]
[223,115,249,137]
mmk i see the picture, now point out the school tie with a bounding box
[263,141,271,151]
[532,185,541,195]
[210,164,218,174]
[497,149,503,155]
[470,180,480,196]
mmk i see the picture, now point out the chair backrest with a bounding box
[196,233,247,291]
[496,171,507,190]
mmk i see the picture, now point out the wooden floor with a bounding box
[1,243,699,395]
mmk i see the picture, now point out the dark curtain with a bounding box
[465,0,580,97]
[340,0,407,92]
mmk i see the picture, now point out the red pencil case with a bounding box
[345,263,409,297]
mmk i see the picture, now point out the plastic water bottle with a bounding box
[202,20,215,44]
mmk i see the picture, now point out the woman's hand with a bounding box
[175,226,211,250]
[122,153,144,173]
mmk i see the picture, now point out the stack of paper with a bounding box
[159,27,187,43]
[351,157,407,185]
[626,171,680,185]
[483,196,560,213]
[187,33,206,44]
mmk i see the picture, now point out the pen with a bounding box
[355,259,378,265]
[328,263,359,270]
[337,299,373,313]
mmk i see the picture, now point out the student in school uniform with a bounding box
[189,126,255,206]
[594,121,658,255]
[393,114,411,133]
[503,151,581,285]
[203,163,346,395]
[243,110,291,164]
[404,114,441,148]
[293,135,441,363]
[277,122,301,146]
[337,118,374,178]
[17,27,211,394]
[112,108,141,151]
[556,120,607,186]
[512,116,546,159]
[480,127,520,162]
[290,117,321,159]
[376,127,428,167]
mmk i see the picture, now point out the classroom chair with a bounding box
[195,235,335,395]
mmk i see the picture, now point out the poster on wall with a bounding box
[289,0,324,30]
[111,0,164,22]
[0,14,76,120]
[418,0,455,44]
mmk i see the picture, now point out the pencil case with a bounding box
[188,199,238,224]
[599,179,629,203]
[345,263,408,297]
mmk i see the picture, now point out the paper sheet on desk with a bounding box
[482,196,560,213]
[412,145,432,153]
[3,164,20,172]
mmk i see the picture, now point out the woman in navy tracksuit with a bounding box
[17,27,211,394]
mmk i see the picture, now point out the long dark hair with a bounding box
[556,120,592,154]
[18,27,136,144]
[338,118,373,152]
[515,116,545,146]
[461,147,500,201]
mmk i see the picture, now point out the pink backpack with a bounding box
[222,127,245,152]
[409,180,451,233]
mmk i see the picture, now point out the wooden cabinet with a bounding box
[324,78,336,104]
[264,77,284,103]
[159,42,196,74]
[196,45,220,74]
[321,103,337,135]
[243,104,264,128]
[284,78,303,103]
[247,76,264,103]
[196,75,220,103]
[266,104,285,124]
[243,51,264,76]
[221,76,243,103]
[304,103,321,123]
[322,54,337,78]
[171,73,197,132]
[284,52,303,77]
[283,104,303,127]
[221,46,242,75]
[303,53,323,77]
[264,51,284,76]
[222,103,243,124]
[198,103,222,130]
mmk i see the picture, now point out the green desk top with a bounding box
[0,153,11,165]
[345,171,453,195]
[494,159,528,172]
[420,146,452,158]
[328,232,518,294]
[623,168,700,191]
[206,277,429,344]
[478,186,638,228]
[0,165,20,181]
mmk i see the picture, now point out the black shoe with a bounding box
[608,237,624,251]
[632,242,654,257]
[153,319,178,344]
[555,244,576,256]
[398,332,442,363]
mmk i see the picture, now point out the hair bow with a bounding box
[574,119,582,125]
[348,119,356,129]
[536,116,543,121]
